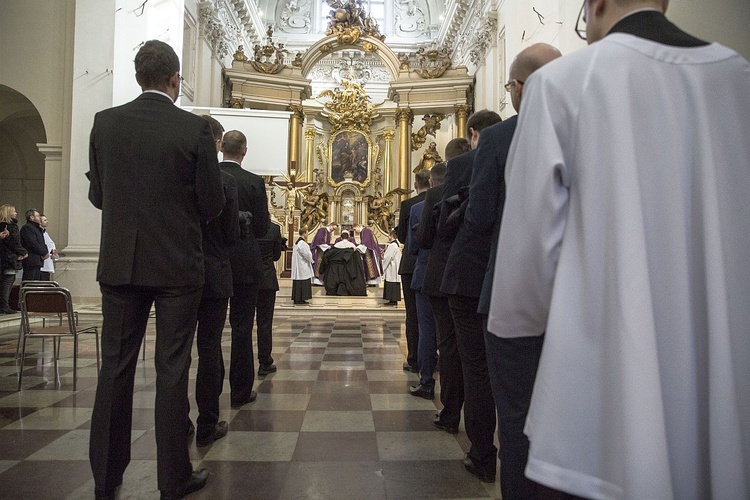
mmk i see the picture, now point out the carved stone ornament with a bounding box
[292,51,304,67]
[233,45,248,61]
[199,2,231,60]
[316,80,375,134]
[249,26,288,75]
[324,0,386,43]
[413,46,452,79]
[229,97,244,108]
[413,141,443,173]
[469,16,497,65]
[411,113,445,151]
[277,0,313,34]
[397,52,410,70]
[362,41,378,53]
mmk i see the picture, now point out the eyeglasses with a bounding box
[575,0,587,40]
[504,79,524,92]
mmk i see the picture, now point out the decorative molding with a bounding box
[468,15,497,65]
[198,0,265,64]
[276,0,313,34]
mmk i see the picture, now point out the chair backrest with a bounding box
[21,280,60,288]
[21,287,75,331]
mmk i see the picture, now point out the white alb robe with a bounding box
[41,231,56,273]
[291,239,314,280]
[488,34,750,500]
[382,241,402,283]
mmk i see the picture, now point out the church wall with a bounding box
[668,0,750,59]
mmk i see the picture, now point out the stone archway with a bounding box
[0,84,47,214]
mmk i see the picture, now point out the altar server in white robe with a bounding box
[291,229,314,305]
[487,1,750,499]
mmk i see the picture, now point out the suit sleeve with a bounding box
[250,178,270,238]
[272,227,282,261]
[195,121,225,221]
[88,118,103,210]
[408,204,422,257]
[396,198,410,245]
[220,182,241,245]
[487,75,570,338]
[464,129,505,235]
[417,189,439,250]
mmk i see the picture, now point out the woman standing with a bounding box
[0,205,28,313]
[291,228,314,305]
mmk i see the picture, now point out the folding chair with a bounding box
[17,286,100,391]
[13,281,68,359]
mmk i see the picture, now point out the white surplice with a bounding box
[382,241,402,283]
[291,239,314,280]
[487,34,750,500]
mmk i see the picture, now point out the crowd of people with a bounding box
[0,205,58,313]
[36,0,749,497]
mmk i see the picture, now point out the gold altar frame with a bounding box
[328,129,372,188]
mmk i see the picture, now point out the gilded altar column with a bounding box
[382,129,395,194]
[304,128,316,182]
[396,108,414,194]
[288,104,304,172]
[455,104,469,138]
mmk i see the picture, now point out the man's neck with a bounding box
[142,89,175,102]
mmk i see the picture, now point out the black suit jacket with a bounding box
[219,161,269,285]
[256,222,282,291]
[441,120,516,298]
[396,191,425,275]
[202,171,241,299]
[20,221,48,269]
[88,92,225,287]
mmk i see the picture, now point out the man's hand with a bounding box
[43,253,50,260]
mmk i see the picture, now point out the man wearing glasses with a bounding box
[488,1,750,499]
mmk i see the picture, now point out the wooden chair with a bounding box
[17,286,100,391]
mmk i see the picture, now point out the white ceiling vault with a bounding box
[198,0,499,75]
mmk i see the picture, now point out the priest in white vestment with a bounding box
[487,1,750,499]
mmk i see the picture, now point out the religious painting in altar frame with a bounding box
[328,129,372,187]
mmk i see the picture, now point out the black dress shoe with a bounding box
[408,384,434,400]
[196,421,228,447]
[402,362,418,373]
[433,413,459,434]
[230,390,258,409]
[94,479,122,500]
[1,308,18,314]
[463,454,496,483]
[258,363,277,376]
[160,468,209,500]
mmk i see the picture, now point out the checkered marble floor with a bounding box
[0,311,501,499]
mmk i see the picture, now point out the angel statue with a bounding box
[364,187,412,233]
[300,185,330,230]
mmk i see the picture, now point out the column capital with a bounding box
[382,129,396,141]
[454,104,470,118]
[288,104,305,120]
[304,128,316,139]
[396,108,414,125]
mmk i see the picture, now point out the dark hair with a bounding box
[298,228,307,236]
[445,138,471,161]
[221,130,247,156]
[389,229,398,240]
[25,209,38,221]
[429,162,446,186]
[467,109,502,135]
[134,40,180,89]
[415,170,431,189]
[341,231,350,239]
[201,115,225,142]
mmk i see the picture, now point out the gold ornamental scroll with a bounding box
[304,128,316,182]
[288,105,304,173]
[455,104,469,139]
[383,129,395,194]
[396,108,414,197]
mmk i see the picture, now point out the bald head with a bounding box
[221,130,247,161]
[508,43,562,112]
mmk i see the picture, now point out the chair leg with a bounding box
[14,323,23,359]
[53,338,60,389]
[73,336,78,392]
[17,336,28,392]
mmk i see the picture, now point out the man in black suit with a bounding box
[219,130,270,408]
[414,139,470,433]
[87,40,224,500]
[396,170,430,373]
[255,221,283,376]
[470,45,561,499]
[438,109,502,484]
[19,209,48,281]
[193,115,241,448]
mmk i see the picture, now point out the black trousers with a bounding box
[90,283,202,493]
[0,273,15,310]
[448,294,497,473]
[484,324,545,500]
[228,283,258,404]
[195,297,228,439]
[22,266,41,282]
[400,273,419,369]
[255,288,276,366]
[428,294,464,427]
